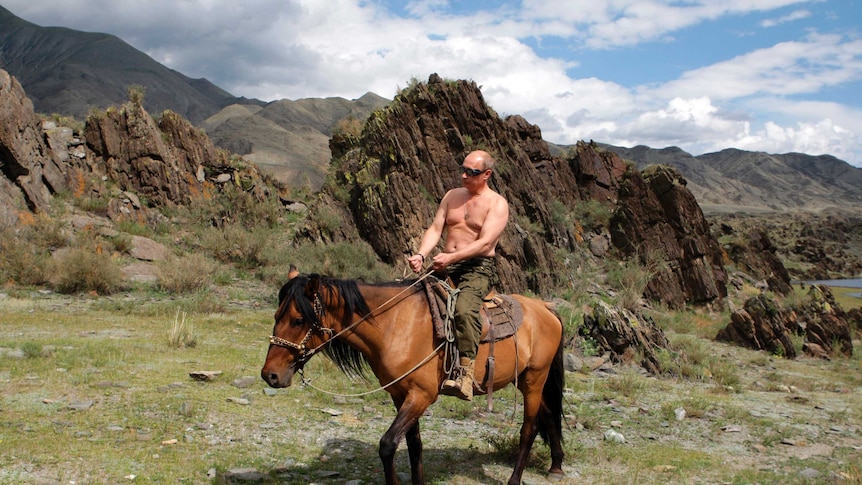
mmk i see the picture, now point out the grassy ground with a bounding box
[1,290,860,485]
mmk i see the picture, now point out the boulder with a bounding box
[716,294,797,358]
[579,300,671,374]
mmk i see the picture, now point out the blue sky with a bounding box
[4,0,862,166]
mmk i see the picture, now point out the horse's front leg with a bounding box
[405,421,424,484]
[380,394,430,485]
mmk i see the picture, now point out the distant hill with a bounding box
[599,144,862,214]
[200,93,389,188]
[0,5,260,123]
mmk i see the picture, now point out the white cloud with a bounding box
[653,33,862,101]
[2,0,860,166]
[760,9,812,27]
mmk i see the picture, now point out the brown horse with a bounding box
[260,267,565,485]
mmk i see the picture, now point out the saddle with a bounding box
[423,278,524,343]
[423,277,524,410]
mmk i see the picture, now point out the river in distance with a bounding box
[796,278,862,299]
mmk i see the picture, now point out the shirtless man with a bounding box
[407,150,510,400]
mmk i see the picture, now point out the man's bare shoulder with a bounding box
[442,188,469,201]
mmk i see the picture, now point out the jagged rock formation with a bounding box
[716,225,792,295]
[0,67,263,229]
[610,165,728,308]
[0,69,62,227]
[716,286,853,358]
[716,294,799,358]
[84,102,232,207]
[579,301,671,374]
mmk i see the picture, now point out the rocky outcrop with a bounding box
[720,226,792,296]
[1,67,266,231]
[610,165,728,308]
[0,69,65,227]
[794,285,853,358]
[579,301,671,374]
[84,101,232,207]
[716,286,853,358]
[716,294,798,358]
[321,74,591,294]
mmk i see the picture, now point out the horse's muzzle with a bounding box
[261,363,296,388]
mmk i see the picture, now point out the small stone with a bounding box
[603,429,625,443]
[674,407,686,421]
[67,400,94,411]
[227,397,250,406]
[232,376,257,388]
[798,468,821,479]
[224,468,264,482]
[189,371,222,381]
[263,387,278,396]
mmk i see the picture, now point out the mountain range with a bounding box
[2,5,860,214]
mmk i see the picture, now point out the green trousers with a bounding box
[448,257,498,359]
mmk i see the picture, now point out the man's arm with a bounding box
[407,191,451,273]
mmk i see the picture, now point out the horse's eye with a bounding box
[290,318,305,328]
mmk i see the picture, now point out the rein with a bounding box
[269,270,438,395]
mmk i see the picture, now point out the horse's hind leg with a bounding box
[380,394,429,485]
[539,403,565,477]
[508,380,544,485]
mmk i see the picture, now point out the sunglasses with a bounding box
[460,166,488,177]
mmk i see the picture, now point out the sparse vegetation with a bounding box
[167,310,197,348]
[51,247,123,295]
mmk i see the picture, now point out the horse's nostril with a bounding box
[268,373,279,385]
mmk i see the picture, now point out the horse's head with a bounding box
[261,266,335,388]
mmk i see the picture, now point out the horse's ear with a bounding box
[304,274,320,299]
[288,265,299,280]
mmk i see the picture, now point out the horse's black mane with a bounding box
[277,274,409,380]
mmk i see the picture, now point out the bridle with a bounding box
[268,292,334,365]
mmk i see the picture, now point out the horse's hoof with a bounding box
[547,469,566,481]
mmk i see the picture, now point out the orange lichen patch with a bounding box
[17,211,36,226]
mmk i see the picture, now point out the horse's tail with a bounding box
[537,313,565,446]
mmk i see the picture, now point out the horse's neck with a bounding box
[350,284,428,347]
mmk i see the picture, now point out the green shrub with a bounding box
[198,224,270,269]
[51,248,122,295]
[0,232,52,286]
[605,259,651,310]
[156,253,216,294]
[260,241,394,284]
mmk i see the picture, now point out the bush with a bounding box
[198,224,270,269]
[605,259,651,310]
[52,248,122,295]
[0,232,52,286]
[156,253,215,294]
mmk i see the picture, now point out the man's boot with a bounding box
[441,357,475,401]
